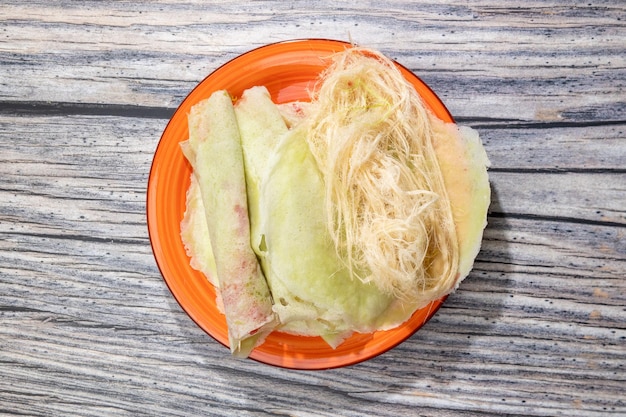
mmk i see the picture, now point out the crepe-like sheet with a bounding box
[233,86,289,257]
[257,124,398,346]
[180,90,277,357]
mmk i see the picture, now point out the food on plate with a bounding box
[180,47,490,356]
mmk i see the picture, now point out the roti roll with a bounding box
[180,90,278,357]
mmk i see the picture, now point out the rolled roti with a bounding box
[180,90,278,357]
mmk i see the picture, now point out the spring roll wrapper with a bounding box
[181,90,278,357]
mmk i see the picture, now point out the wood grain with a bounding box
[0,1,624,416]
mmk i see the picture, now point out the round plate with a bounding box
[147,39,453,370]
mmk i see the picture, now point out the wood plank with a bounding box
[1,112,623,416]
[1,1,624,121]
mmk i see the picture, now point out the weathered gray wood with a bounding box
[0,1,624,416]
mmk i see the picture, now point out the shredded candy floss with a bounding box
[304,47,460,301]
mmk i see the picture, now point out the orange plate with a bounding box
[147,39,454,370]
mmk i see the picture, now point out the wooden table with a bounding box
[1,2,624,416]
